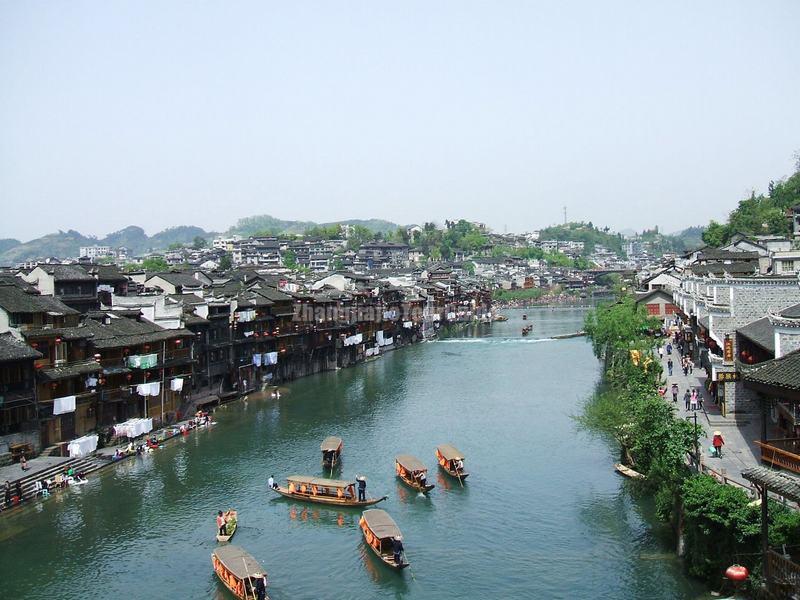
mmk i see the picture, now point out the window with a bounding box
[646,304,661,316]
[783,260,795,273]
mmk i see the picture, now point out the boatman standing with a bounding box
[216,511,226,536]
[392,535,404,565]
[356,476,366,501]
[254,572,267,600]
[268,475,275,490]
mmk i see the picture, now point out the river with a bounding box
[0,307,711,599]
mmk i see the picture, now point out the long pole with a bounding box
[693,413,699,470]
[241,558,257,600]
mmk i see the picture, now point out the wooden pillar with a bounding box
[761,483,770,589]
[761,398,768,443]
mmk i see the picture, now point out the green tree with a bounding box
[282,249,297,269]
[218,253,232,270]
[192,236,208,249]
[167,242,183,250]
[141,257,169,271]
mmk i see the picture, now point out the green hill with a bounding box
[702,164,800,246]
[538,222,624,256]
[229,214,399,237]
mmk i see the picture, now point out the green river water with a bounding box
[0,307,712,599]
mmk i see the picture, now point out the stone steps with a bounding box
[0,455,104,510]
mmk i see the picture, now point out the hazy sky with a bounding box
[2,1,799,241]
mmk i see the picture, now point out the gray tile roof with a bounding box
[0,285,79,315]
[690,261,759,276]
[82,316,194,349]
[41,264,95,282]
[737,317,774,354]
[39,358,102,381]
[780,303,800,319]
[742,467,800,503]
[0,332,42,362]
[744,350,800,391]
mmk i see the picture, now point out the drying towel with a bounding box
[53,395,76,415]
[149,382,161,397]
[170,378,184,392]
[253,353,262,366]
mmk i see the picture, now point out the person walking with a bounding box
[671,383,679,403]
[682,357,689,377]
[667,358,673,376]
[666,343,673,356]
[658,346,664,359]
[690,389,698,412]
[712,431,724,458]
[697,388,704,410]
[684,389,691,411]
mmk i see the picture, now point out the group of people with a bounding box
[2,466,89,510]
[665,355,694,377]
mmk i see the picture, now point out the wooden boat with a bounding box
[395,455,434,493]
[522,314,527,320]
[270,475,387,507]
[211,545,269,599]
[614,463,645,480]
[436,444,469,480]
[321,436,343,470]
[216,509,238,542]
[359,509,409,570]
[493,314,508,322]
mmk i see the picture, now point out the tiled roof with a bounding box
[40,358,102,381]
[0,285,79,315]
[82,316,194,349]
[40,264,94,282]
[742,467,800,503]
[744,350,800,391]
[737,317,774,354]
[780,303,800,319]
[21,326,93,341]
[0,332,42,362]
[147,272,204,288]
[690,261,759,276]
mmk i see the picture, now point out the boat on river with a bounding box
[216,509,238,542]
[521,325,533,336]
[270,475,387,507]
[211,545,268,599]
[359,509,409,570]
[436,444,469,480]
[614,463,645,480]
[395,455,435,492]
[321,436,343,470]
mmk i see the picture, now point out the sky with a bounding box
[1,1,799,242]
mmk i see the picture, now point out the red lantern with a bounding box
[31,342,38,348]
[126,373,133,381]
[175,339,182,346]
[725,565,749,581]
[55,337,62,344]
[51,383,58,389]
[144,344,150,351]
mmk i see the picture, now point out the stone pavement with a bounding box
[0,455,73,487]
[658,343,761,489]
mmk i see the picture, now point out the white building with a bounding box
[79,246,113,259]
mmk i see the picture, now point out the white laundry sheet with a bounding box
[68,434,99,457]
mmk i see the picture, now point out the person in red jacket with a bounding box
[712,431,724,458]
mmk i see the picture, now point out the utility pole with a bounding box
[563,206,567,225]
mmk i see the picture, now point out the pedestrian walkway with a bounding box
[658,343,761,488]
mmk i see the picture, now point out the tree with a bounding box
[141,257,169,271]
[701,220,729,247]
[167,242,183,250]
[192,236,208,249]
[218,253,232,270]
[282,249,297,269]
[346,225,373,250]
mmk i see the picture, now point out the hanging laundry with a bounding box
[266,352,278,365]
[136,384,150,397]
[149,382,161,396]
[170,378,184,392]
[53,395,76,415]
[128,355,141,368]
[86,376,98,388]
[253,354,262,366]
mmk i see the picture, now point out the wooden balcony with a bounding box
[756,439,800,475]
[768,550,800,595]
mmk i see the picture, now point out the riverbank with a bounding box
[583,297,800,596]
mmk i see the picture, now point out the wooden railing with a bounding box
[756,440,800,475]
[768,550,800,594]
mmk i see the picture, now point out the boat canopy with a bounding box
[213,546,264,579]
[286,475,354,489]
[362,509,402,540]
[320,436,343,452]
[395,454,427,473]
[437,444,464,461]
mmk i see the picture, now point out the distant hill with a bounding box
[0,226,215,265]
[538,222,624,256]
[229,214,400,237]
[0,214,401,265]
[0,239,21,254]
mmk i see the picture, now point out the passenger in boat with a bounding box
[416,471,427,488]
[268,475,276,489]
[455,459,464,473]
[356,476,366,501]
[216,511,226,536]
[254,572,267,600]
[392,535,404,565]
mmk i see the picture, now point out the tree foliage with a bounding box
[140,257,169,271]
[701,166,800,246]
